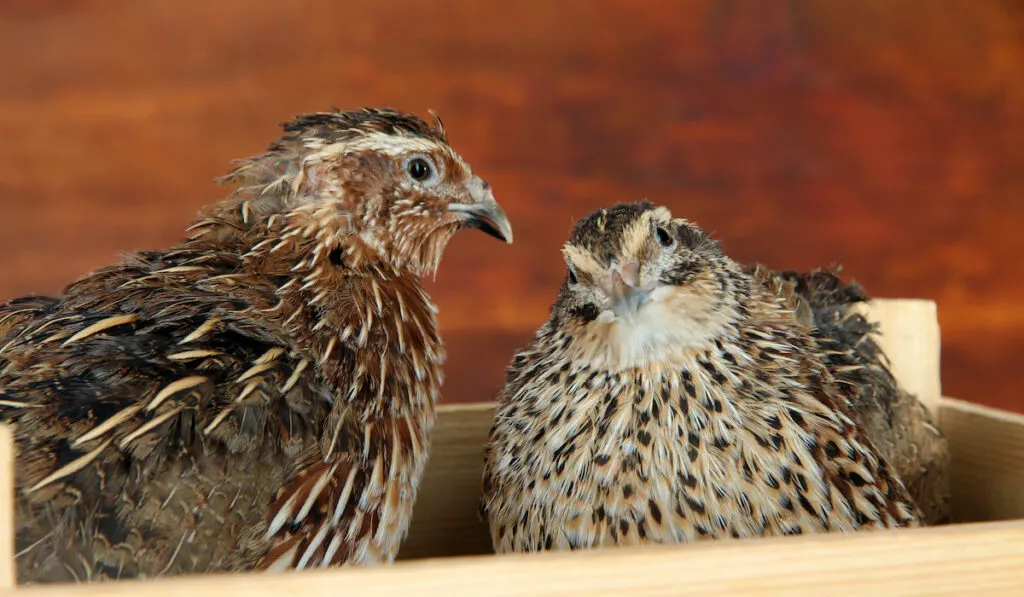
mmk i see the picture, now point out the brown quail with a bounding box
[481,200,925,554]
[0,107,513,583]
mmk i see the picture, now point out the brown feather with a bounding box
[747,265,951,524]
[1,106,512,583]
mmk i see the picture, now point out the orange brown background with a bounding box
[0,1,1020,412]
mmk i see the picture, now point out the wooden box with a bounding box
[1,299,1022,596]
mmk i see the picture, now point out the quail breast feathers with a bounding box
[481,200,936,554]
[0,107,512,583]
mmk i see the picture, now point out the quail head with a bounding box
[481,200,926,554]
[0,107,513,583]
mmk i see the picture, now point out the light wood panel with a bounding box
[395,396,1024,561]
[0,396,1021,593]
[941,398,1024,524]
[3,521,1024,597]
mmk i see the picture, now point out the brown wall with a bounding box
[1,1,1021,412]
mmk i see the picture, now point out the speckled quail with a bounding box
[481,200,942,554]
[0,107,513,582]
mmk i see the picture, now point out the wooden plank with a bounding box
[940,398,1024,523]
[399,395,1024,560]
[4,521,1024,596]
[399,403,495,559]
[856,299,942,414]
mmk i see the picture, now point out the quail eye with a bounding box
[567,265,578,285]
[407,157,433,182]
[656,226,674,248]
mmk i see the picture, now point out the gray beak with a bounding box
[597,259,647,315]
[448,178,514,244]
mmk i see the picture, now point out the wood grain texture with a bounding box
[397,397,1024,563]
[852,299,941,413]
[941,398,1024,524]
[4,520,1024,597]
[0,0,1021,412]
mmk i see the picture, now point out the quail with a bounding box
[481,200,930,554]
[0,107,513,582]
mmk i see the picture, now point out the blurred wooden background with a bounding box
[0,1,1021,412]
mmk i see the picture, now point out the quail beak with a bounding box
[448,178,514,244]
[449,201,514,244]
[597,259,647,315]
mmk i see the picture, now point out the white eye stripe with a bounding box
[304,133,449,162]
[341,132,441,156]
[303,133,462,192]
[561,245,603,279]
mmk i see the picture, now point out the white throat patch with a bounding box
[581,285,734,371]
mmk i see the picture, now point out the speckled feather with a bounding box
[747,266,950,524]
[0,107,511,583]
[481,201,923,553]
